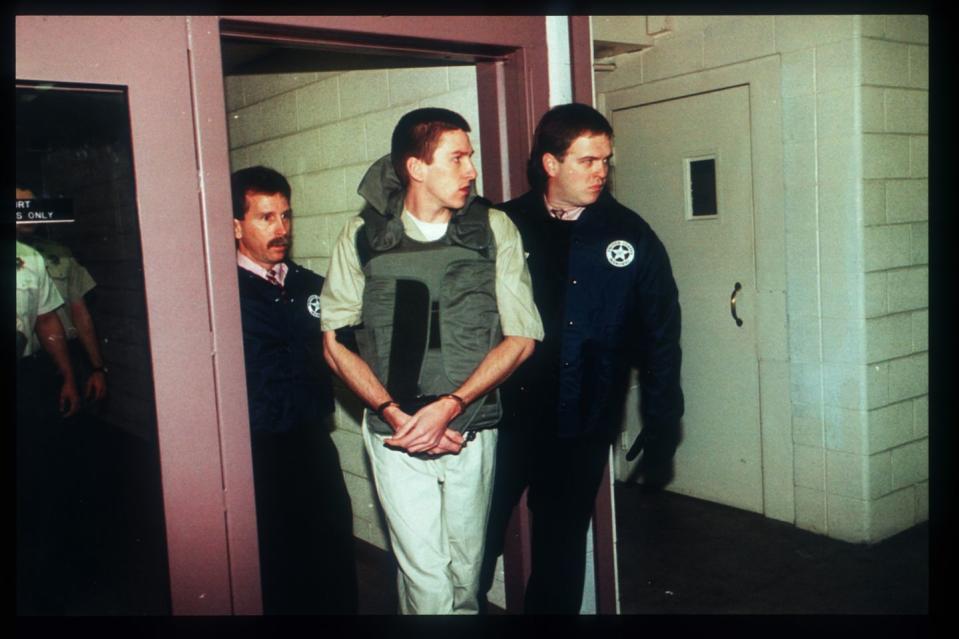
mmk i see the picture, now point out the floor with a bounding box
[611,483,929,615]
[16,414,172,616]
[351,483,929,615]
[15,414,928,617]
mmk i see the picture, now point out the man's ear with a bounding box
[406,155,425,184]
[543,153,560,178]
[233,218,243,240]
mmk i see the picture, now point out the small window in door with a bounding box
[684,155,718,219]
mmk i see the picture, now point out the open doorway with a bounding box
[219,38,510,613]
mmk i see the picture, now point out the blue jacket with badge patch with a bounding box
[238,261,335,433]
[499,189,683,441]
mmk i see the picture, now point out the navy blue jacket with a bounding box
[499,189,684,440]
[238,262,335,434]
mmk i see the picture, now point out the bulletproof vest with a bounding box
[354,201,503,435]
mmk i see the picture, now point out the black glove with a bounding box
[626,424,679,491]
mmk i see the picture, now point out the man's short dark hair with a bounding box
[527,103,614,193]
[391,108,471,187]
[231,165,291,220]
[16,178,43,197]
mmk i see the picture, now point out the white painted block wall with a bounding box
[857,15,929,540]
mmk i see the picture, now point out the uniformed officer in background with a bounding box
[16,238,80,417]
[16,234,80,612]
[17,186,108,407]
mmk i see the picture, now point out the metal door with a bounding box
[612,85,765,513]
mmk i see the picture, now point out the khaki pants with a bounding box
[363,416,497,614]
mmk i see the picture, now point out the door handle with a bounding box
[730,282,743,327]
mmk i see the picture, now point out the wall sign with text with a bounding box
[15,198,74,224]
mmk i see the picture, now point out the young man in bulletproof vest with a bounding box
[321,108,543,614]
[479,103,685,614]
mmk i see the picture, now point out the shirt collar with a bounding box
[402,208,449,242]
[543,195,585,222]
[237,252,288,286]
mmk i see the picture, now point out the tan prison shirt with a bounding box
[320,208,543,341]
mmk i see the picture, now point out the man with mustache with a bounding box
[232,165,357,614]
[479,103,684,613]
[321,108,542,614]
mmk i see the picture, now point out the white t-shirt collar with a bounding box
[403,209,449,242]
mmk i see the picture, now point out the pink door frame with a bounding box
[192,14,553,615]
